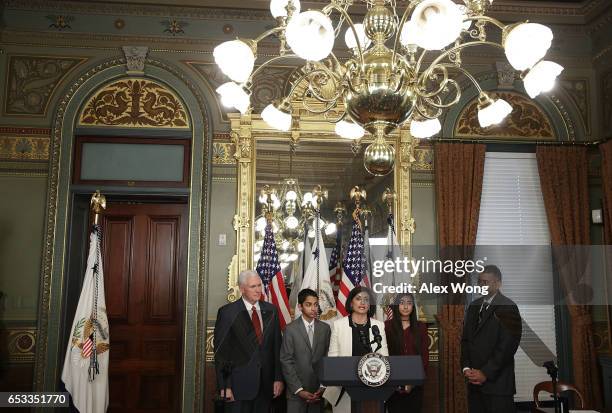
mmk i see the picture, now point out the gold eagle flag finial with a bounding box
[90,190,107,225]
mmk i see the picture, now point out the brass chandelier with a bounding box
[214,0,563,176]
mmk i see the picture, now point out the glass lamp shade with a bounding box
[399,20,420,47]
[288,253,299,262]
[411,0,464,50]
[285,190,298,202]
[270,0,301,18]
[477,98,513,128]
[216,82,250,114]
[271,194,281,210]
[302,192,313,206]
[523,60,564,98]
[335,120,365,140]
[458,5,471,31]
[213,40,255,83]
[504,23,553,71]
[410,117,441,139]
[325,222,337,235]
[285,216,299,229]
[262,103,292,131]
[286,11,335,61]
[344,23,371,51]
[255,216,267,232]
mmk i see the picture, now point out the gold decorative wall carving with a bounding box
[413,144,434,172]
[4,55,87,116]
[0,136,50,161]
[455,92,555,140]
[78,78,190,128]
[212,142,236,165]
[6,328,37,363]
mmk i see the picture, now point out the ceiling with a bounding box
[82,0,591,10]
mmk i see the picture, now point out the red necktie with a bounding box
[251,306,263,344]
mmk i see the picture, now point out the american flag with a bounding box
[256,222,291,330]
[336,219,366,316]
[82,333,94,358]
[329,230,342,300]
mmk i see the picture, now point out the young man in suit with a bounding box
[280,288,332,413]
[461,265,522,413]
[214,270,284,413]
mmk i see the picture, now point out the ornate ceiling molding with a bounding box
[3,0,608,23]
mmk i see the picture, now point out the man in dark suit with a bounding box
[461,265,522,413]
[214,269,284,412]
[280,288,331,413]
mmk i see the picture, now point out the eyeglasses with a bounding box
[354,294,370,304]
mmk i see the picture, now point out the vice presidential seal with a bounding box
[357,353,391,387]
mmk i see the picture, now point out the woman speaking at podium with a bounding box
[323,286,389,413]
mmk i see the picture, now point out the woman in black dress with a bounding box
[384,293,429,413]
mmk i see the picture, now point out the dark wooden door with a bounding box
[100,202,187,412]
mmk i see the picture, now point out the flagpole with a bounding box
[312,185,327,299]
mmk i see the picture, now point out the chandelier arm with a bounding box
[420,40,503,82]
[247,53,299,84]
[321,2,366,70]
[414,49,430,79]
[390,0,420,70]
[464,15,506,32]
[415,99,443,120]
[417,65,450,98]
[437,63,484,94]
[305,67,344,103]
[254,25,287,44]
[422,79,462,109]
[325,110,347,124]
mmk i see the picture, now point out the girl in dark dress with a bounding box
[384,293,429,413]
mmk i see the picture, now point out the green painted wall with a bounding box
[0,174,47,322]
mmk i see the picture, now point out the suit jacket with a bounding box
[460,292,522,396]
[323,316,389,407]
[280,317,332,399]
[213,299,283,400]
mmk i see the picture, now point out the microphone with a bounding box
[371,325,383,352]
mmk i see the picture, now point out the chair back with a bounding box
[533,381,585,408]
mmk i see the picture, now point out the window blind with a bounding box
[475,152,557,401]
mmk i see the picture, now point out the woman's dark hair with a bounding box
[388,293,421,356]
[345,286,376,318]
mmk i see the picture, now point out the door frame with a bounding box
[34,59,213,413]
